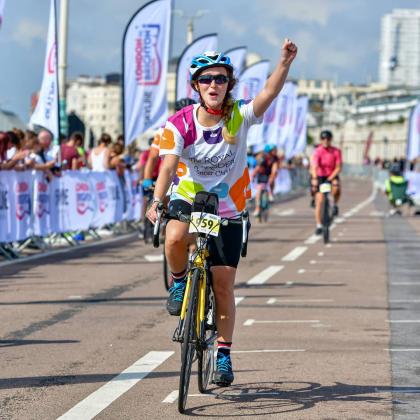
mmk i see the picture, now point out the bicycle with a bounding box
[152,192,249,413]
[143,187,155,245]
[319,182,333,244]
[257,184,270,223]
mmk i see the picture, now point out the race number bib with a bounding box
[319,183,332,193]
[189,212,221,237]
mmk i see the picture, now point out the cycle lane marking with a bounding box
[267,299,334,305]
[144,254,164,262]
[244,319,320,326]
[246,265,284,285]
[58,351,174,420]
[282,247,307,262]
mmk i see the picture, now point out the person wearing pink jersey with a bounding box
[311,130,342,235]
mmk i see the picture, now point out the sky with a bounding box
[0,0,419,122]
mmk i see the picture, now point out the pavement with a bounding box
[1,178,420,419]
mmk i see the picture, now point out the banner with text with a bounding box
[237,60,270,148]
[0,0,6,30]
[29,0,59,139]
[286,95,308,159]
[277,82,297,151]
[407,101,420,161]
[176,33,218,102]
[123,0,171,146]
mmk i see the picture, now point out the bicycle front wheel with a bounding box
[198,283,216,393]
[321,195,330,244]
[178,269,199,413]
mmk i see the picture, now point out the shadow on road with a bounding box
[0,339,79,348]
[186,381,412,417]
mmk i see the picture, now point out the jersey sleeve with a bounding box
[151,129,162,151]
[159,122,184,157]
[335,148,343,165]
[238,99,263,127]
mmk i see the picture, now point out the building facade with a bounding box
[379,9,420,87]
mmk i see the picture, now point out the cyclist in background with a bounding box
[147,40,298,386]
[252,143,279,216]
[311,130,342,235]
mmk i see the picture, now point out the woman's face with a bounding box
[196,66,229,110]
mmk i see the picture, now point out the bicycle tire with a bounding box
[198,281,216,393]
[163,246,170,291]
[178,269,199,413]
[321,195,330,244]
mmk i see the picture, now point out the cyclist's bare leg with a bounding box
[211,266,236,342]
[315,191,323,225]
[332,180,341,204]
[165,220,193,273]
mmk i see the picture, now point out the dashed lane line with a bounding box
[246,265,284,285]
[58,351,174,420]
[144,254,164,262]
[282,246,307,262]
[244,319,320,326]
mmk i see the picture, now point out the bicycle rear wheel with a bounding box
[178,269,199,413]
[321,195,330,244]
[198,283,216,393]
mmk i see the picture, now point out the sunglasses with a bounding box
[320,136,332,141]
[197,74,230,85]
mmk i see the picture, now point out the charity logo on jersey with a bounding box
[15,182,31,221]
[76,182,94,215]
[35,181,50,218]
[135,24,161,86]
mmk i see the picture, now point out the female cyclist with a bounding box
[147,38,297,386]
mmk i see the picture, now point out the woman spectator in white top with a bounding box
[89,133,112,172]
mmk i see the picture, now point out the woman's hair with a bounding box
[0,132,9,161]
[98,133,112,146]
[111,142,124,155]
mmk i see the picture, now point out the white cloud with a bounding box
[257,26,283,48]
[11,19,46,48]
[257,0,350,26]
[221,16,247,37]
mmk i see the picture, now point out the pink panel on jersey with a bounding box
[168,105,197,149]
[313,146,342,177]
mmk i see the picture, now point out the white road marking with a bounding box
[305,235,320,245]
[235,297,245,306]
[390,300,420,303]
[162,390,179,403]
[338,232,344,237]
[388,320,420,323]
[310,260,317,264]
[326,244,332,248]
[334,217,345,224]
[144,254,164,262]
[370,211,385,217]
[68,296,82,300]
[390,283,420,286]
[247,265,284,285]
[318,252,324,257]
[276,209,295,216]
[298,269,306,274]
[387,349,420,352]
[231,349,305,353]
[285,281,294,287]
[267,299,333,304]
[282,246,307,262]
[244,319,320,326]
[58,351,174,420]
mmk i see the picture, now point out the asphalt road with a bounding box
[1,178,419,419]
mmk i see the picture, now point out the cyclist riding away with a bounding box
[147,40,298,387]
[252,143,279,216]
[311,130,342,235]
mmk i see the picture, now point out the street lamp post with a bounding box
[173,9,209,44]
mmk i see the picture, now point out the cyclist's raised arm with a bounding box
[253,39,298,118]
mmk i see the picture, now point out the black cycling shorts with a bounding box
[316,176,340,192]
[167,199,244,268]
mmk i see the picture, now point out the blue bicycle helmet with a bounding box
[190,51,234,81]
[264,144,276,153]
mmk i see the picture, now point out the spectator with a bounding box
[72,132,88,168]
[61,133,81,170]
[36,130,59,171]
[109,142,126,177]
[89,133,111,172]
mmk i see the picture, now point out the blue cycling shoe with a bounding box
[213,353,234,387]
[166,280,186,316]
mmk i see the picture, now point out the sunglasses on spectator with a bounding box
[320,136,332,140]
[197,74,230,85]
